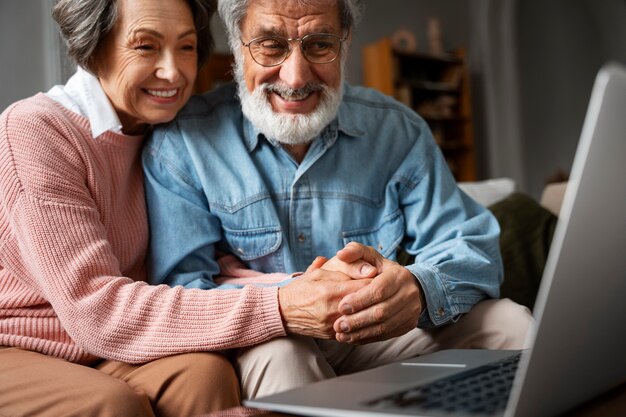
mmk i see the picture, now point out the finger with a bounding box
[334,307,412,344]
[338,315,417,344]
[301,268,351,282]
[300,269,372,293]
[333,293,404,334]
[334,278,373,298]
[336,242,384,272]
[344,260,378,279]
[306,256,328,273]
[335,303,417,344]
[321,257,377,279]
[335,242,367,263]
[278,274,371,338]
[338,272,397,314]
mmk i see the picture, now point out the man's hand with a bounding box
[332,243,427,344]
[277,243,379,339]
[277,268,372,339]
[278,242,425,343]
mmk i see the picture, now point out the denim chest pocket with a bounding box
[342,211,405,259]
[222,226,282,261]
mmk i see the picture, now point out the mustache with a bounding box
[263,83,324,97]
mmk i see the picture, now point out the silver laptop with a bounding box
[244,62,626,417]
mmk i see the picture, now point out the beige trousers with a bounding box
[236,298,533,399]
[0,349,240,417]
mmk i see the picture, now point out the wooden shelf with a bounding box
[363,37,477,181]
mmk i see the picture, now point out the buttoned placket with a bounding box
[289,176,313,270]
[284,129,337,272]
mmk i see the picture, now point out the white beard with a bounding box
[234,61,343,146]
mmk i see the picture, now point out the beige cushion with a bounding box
[540,182,568,216]
[458,178,516,207]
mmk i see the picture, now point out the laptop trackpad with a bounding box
[339,361,465,391]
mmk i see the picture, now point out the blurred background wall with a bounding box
[2,0,624,199]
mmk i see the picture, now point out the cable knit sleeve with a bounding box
[0,95,286,364]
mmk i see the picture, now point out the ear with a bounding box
[86,46,106,79]
[87,59,101,78]
[344,30,353,50]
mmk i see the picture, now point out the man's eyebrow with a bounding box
[248,25,285,37]
[131,28,197,39]
[311,25,337,34]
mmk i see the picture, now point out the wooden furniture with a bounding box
[362,38,477,181]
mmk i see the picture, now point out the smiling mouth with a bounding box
[265,83,322,102]
[273,90,312,102]
[145,88,178,98]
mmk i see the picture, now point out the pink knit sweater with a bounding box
[0,94,287,365]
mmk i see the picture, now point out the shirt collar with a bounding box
[241,83,365,153]
[336,86,366,138]
[46,67,123,138]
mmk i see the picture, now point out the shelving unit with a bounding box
[362,38,477,181]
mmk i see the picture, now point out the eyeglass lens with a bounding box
[248,34,342,66]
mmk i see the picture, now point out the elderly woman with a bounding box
[0,0,262,416]
[0,0,380,413]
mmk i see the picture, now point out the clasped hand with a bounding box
[278,242,425,344]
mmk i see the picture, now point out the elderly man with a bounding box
[143,0,532,399]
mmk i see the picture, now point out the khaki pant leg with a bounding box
[317,326,437,375]
[429,298,534,350]
[235,335,336,400]
[318,298,533,376]
[0,347,154,417]
[96,352,240,417]
[234,299,531,401]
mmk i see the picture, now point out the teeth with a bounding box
[147,89,177,98]
[278,91,311,101]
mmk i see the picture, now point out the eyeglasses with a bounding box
[241,33,347,67]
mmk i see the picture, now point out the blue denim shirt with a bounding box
[142,82,503,327]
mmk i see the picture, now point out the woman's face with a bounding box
[95,0,198,135]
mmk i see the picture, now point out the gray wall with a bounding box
[2,0,624,200]
[0,1,49,111]
[517,0,626,198]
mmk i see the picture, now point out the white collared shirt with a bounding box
[47,67,123,138]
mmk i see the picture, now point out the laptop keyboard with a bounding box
[364,353,522,415]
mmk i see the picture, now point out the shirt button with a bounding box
[377,243,383,251]
[297,233,306,243]
[437,307,445,316]
[237,247,245,255]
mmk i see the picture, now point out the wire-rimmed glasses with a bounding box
[241,33,347,67]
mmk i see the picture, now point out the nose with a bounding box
[155,51,181,83]
[278,45,313,89]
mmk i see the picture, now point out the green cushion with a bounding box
[489,192,558,310]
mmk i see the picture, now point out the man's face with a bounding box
[239,0,344,116]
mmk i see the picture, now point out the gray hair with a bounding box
[52,0,217,73]
[218,0,363,52]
